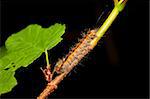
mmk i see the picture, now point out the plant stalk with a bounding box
[45,50,50,68]
[90,0,127,49]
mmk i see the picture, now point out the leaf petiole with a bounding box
[45,50,50,68]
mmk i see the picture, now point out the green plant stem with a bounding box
[45,50,50,68]
[90,0,127,48]
[113,0,118,5]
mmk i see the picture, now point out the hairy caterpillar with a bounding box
[54,29,98,74]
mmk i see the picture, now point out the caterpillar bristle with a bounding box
[78,62,85,68]
[81,32,86,38]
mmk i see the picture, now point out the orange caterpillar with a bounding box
[54,29,98,74]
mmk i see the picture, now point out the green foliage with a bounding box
[0,23,66,95]
[0,69,17,95]
[0,46,7,58]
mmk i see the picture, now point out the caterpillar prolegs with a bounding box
[54,29,98,74]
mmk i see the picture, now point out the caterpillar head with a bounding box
[54,58,65,74]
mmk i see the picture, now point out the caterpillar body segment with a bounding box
[54,29,98,74]
[54,29,97,74]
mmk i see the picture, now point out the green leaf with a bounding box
[6,23,65,52]
[4,23,65,70]
[0,46,7,58]
[0,69,17,95]
[0,47,13,71]
[0,54,13,71]
[0,23,66,95]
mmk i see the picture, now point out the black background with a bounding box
[0,0,149,98]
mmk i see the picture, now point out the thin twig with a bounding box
[37,73,66,99]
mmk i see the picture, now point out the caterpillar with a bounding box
[54,29,98,74]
